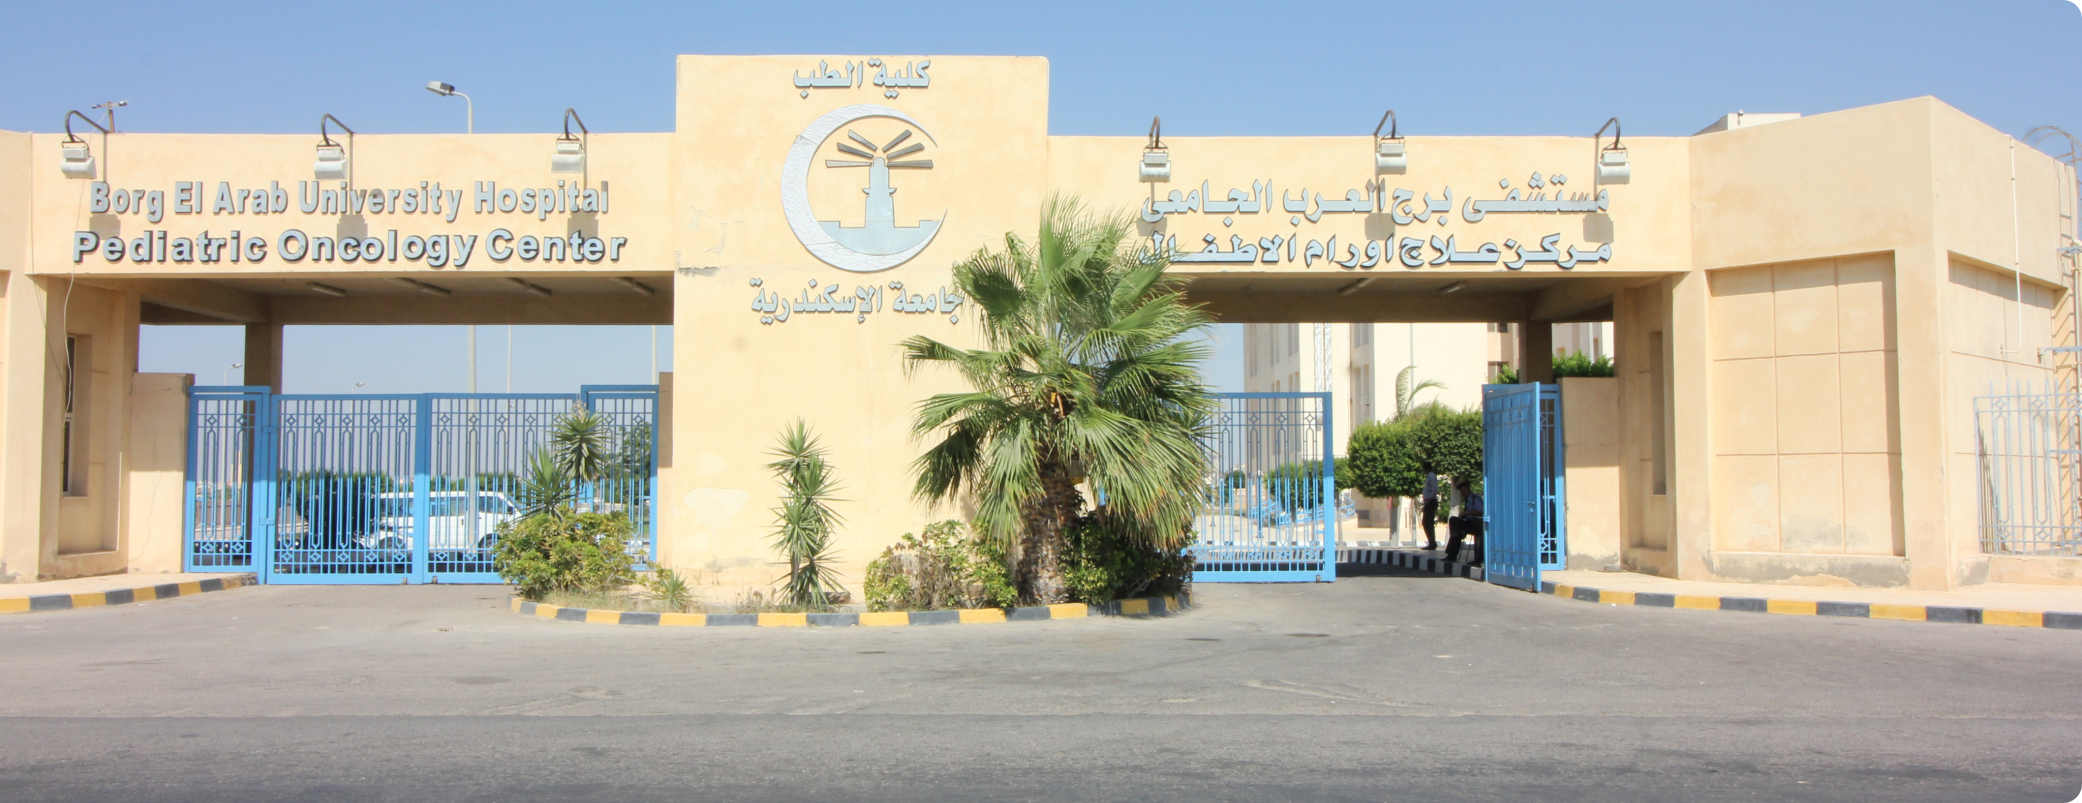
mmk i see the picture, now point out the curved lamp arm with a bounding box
[320,114,355,146]
[1594,117,1623,152]
[561,108,589,142]
[1146,116,1164,150]
[1374,109,1399,141]
[63,110,109,143]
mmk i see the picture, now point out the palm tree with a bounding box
[902,196,1215,604]
[1392,365,1444,422]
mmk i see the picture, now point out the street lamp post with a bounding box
[427,80,482,542]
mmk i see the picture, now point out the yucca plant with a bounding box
[516,448,578,520]
[767,420,845,609]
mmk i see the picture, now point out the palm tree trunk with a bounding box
[1019,456,1079,604]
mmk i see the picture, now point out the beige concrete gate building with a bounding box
[0,55,2073,592]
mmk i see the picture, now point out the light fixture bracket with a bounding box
[1140,115,1170,183]
[553,108,590,174]
[1374,109,1406,174]
[1593,117,1630,185]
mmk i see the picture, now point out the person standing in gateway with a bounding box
[1444,479,1485,566]
[1420,472,1440,550]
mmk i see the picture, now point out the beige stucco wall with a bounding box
[663,56,1049,592]
[1561,377,1622,570]
[0,57,2071,592]
[124,372,190,574]
[1704,255,1908,586]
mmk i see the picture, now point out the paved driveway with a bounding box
[0,568,2076,801]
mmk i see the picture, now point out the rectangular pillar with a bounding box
[1520,321,1554,383]
[243,322,283,391]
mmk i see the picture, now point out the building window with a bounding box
[1649,330,1667,496]
[1247,326,1258,377]
[1287,324,1299,356]
[1352,323,1371,348]
[62,335,90,497]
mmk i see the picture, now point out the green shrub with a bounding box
[1346,419,1426,500]
[1492,363,1521,384]
[641,567,694,613]
[1553,350,1615,378]
[1061,510,1193,604]
[493,510,636,601]
[1408,406,1485,487]
[1263,460,1336,512]
[863,520,1017,612]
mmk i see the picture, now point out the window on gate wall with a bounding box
[1287,323,1300,356]
[62,335,90,497]
[1649,330,1668,496]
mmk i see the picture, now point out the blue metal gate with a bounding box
[1190,392,1336,582]
[184,385,658,584]
[1481,383,1565,591]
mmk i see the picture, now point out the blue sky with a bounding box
[4,0,2078,392]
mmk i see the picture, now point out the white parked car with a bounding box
[370,491,520,551]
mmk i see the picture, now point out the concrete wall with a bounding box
[0,57,2070,593]
[1703,255,1908,586]
[1562,377,1622,570]
[124,373,190,574]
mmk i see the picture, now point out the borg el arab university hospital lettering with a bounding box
[1,55,2078,594]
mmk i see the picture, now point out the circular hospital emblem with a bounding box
[780,104,944,273]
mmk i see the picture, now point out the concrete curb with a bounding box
[1343,547,2082,631]
[0,574,258,615]
[1539,579,2082,630]
[1338,547,1485,581]
[509,591,1191,627]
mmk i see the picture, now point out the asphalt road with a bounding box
[0,567,2076,802]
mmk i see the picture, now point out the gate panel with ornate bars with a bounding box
[1482,383,1565,591]
[1191,392,1336,583]
[1976,383,2082,557]
[184,385,658,584]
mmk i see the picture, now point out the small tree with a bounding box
[1409,407,1485,488]
[1392,365,1444,421]
[767,420,845,609]
[1346,419,1427,501]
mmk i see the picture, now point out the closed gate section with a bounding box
[1191,392,1336,582]
[183,385,658,584]
[273,396,420,583]
[183,389,266,573]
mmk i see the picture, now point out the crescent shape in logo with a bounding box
[781,104,945,273]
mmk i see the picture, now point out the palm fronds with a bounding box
[905,194,1216,603]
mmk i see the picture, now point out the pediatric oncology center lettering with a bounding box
[69,179,626,268]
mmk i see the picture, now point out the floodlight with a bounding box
[1374,110,1406,174]
[59,111,107,179]
[1140,116,1170,183]
[552,108,588,174]
[426,81,457,96]
[315,114,354,182]
[1594,117,1630,185]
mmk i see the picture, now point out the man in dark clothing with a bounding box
[1419,472,1440,550]
[1444,480,1484,565]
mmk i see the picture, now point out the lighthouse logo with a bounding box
[781,105,944,272]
